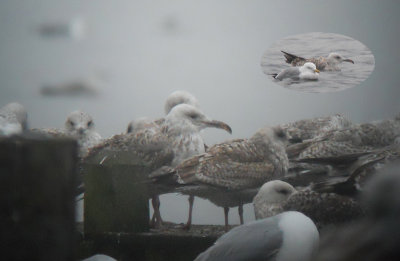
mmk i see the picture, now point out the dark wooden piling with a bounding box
[83,164,150,236]
[0,136,78,261]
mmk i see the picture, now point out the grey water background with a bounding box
[261,32,375,93]
[1,0,400,226]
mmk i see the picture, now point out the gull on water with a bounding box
[281,51,354,71]
[272,62,320,81]
[87,103,232,227]
[253,180,364,229]
[0,102,28,136]
[166,127,289,228]
[194,211,319,261]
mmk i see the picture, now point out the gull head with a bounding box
[302,62,320,74]
[166,104,232,134]
[65,110,96,137]
[164,90,200,115]
[251,126,291,147]
[327,53,354,65]
[255,180,296,204]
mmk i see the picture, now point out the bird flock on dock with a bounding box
[1,89,399,261]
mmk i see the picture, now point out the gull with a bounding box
[278,114,353,143]
[167,127,289,229]
[31,110,102,158]
[286,114,400,162]
[253,180,364,229]
[0,102,28,136]
[281,51,354,71]
[64,111,102,157]
[194,211,319,261]
[272,62,320,81]
[86,104,232,227]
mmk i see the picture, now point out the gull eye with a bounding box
[87,120,93,127]
[275,129,286,138]
[277,188,289,195]
[68,120,75,127]
[189,113,199,119]
[335,56,341,59]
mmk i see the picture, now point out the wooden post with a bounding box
[0,136,78,261]
[83,164,149,236]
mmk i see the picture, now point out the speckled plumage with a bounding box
[87,104,231,170]
[174,127,289,190]
[253,180,364,229]
[281,51,354,71]
[279,114,353,143]
[287,117,400,162]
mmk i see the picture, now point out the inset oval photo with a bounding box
[261,32,375,93]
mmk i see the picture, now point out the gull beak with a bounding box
[314,69,320,73]
[343,59,354,64]
[202,120,232,134]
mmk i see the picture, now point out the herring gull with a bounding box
[126,91,204,226]
[286,115,400,162]
[165,127,289,228]
[86,104,232,227]
[278,114,353,143]
[272,62,320,81]
[32,110,102,158]
[253,180,364,229]
[194,211,319,261]
[281,51,354,71]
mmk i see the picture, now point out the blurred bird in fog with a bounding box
[312,164,400,261]
[0,102,28,136]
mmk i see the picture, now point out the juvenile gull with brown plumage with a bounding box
[253,180,364,229]
[281,51,354,71]
[168,127,289,228]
